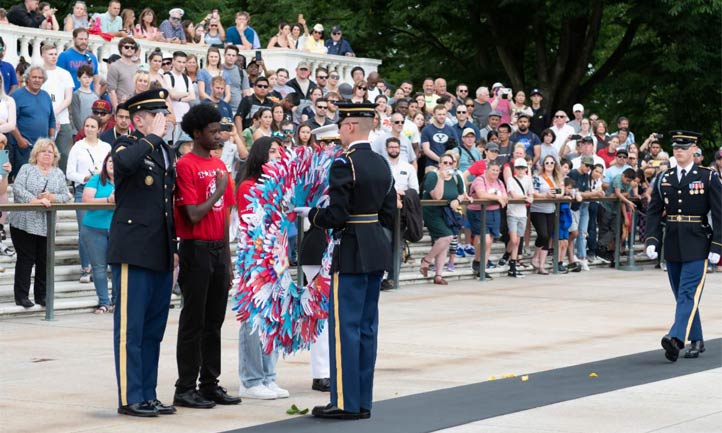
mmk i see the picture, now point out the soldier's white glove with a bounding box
[709,253,721,265]
[646,245,658,260]
[294,206,311,218]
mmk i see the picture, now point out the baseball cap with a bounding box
[572,103,584,113]
[331,25,341,33]
[92,99,112,113]
[297,61,310,70]
[488,110,501,118]
[462,128,476,137]
[338,83,353,100]
[491,82,503,89]
[616,148,629,157]
[530,88,542,97]
[486,143,500,152]
[581,156,595,166]
[313,23,324,32]
[580,136,594,143]
[514,158,528,168]
[169,8,184,16]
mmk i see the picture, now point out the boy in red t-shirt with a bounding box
[172,104,240,408]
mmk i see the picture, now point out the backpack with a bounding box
[165,71,189,92]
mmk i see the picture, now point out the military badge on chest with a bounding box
[689,181,704,195]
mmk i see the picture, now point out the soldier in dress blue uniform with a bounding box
[295,103,396,420]
[645,131,721,362]
[108,89,178,417]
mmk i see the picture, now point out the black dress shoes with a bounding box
[117,401,158,417]
[312,403,361,420]
[312,378,330,392]
[684,340,706,359]
[200,386,241,405]
[661,334,684,362]
[35,298,46,307]
[15,298,34,308]
[360,408,371,419]
[173,389,216,408]
[149,399,176,414]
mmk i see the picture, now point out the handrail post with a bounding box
[44,209,56,321]
[392,207,401,290]
[613,201,621,269]
[552,200,560,274]
[479,204,487,283]
[296,217,304,288]
[618,207,642,271]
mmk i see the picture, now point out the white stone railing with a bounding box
[0,24,381,81]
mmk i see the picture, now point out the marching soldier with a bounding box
[295,104,396,420]
[645,131,721,362]
[108,89,178,417]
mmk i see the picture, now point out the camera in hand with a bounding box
[569,134,582,140]
[554,188,562,194]
[654,133,664,139]
[220,117,233,132]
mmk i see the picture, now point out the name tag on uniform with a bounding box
[400,171,408,175]
[661,183,672,186]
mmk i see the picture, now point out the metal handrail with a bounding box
[0,197,638,320]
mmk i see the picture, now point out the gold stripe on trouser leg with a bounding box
[333,273,344,410]
[120,264,129,406]
[684,260,707,342]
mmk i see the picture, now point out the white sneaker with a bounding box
[238,384,277,400]
[580,259,590,271]
[266,381,290,398]
[79,270,92,284]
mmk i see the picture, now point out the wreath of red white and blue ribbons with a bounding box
[233,144,342,354]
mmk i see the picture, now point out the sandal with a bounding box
[94,305,109,314]
[420,257,432,278]
[433,275,448,285]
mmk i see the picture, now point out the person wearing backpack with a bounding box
[165,51,196,127]
[452,128,482,257]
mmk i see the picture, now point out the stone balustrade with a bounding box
[0,24,381,81]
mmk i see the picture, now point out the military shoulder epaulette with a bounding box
[697,166,711,171]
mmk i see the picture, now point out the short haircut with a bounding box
[210,75,226,86]
[432,104,446,113]
[386,137,401,147]
[498,123,512,133]
[40,43,57,54]
[23,65,47,82]
[73,27,89,38]
[224,45,239,54]
[255,76,269,86]
[181,103,222,137]
[622,168,637,179]
[29,138,60,166]
[564,177,577,188]
[559,158,572,169]
[350,66,365,77]
[315,97,327,106]
[236,11,250,20]
[315,67,328,76]
[486,160,501,168]
[401,80,413,87]
[456,83,468,91]
[109,0,120,5]
[172,51,187,59]
[276,68,289,76]
[77,64,94,78]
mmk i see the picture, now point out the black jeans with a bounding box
[530,212,555,250]
[10,226,47,302]
[175,240,230,393]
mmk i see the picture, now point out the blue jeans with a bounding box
[74,185,91,270]
[80,225,110,306]
[574,202,590,259]
[238,320,278,388]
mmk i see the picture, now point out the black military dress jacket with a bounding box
[308,142,396,274]
[108,131,177,273]
[645,165,722,262]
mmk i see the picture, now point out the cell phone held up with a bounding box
[255,51,262,62]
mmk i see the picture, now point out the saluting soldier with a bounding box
[108,89,178,417]
[645,131,721,362]
[295,104,396,420]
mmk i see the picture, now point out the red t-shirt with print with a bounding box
[174,152,235,240]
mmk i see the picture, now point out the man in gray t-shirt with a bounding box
[221,46,250,111]
[107,37,141,111]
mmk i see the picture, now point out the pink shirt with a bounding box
[469,174,507,211]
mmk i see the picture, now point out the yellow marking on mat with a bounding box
[684,260,707,342]
[119,264,129,406]
[333,273,344,410]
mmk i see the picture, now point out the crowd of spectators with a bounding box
[1,2,721,305]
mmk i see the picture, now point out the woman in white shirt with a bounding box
[66,116,111,284]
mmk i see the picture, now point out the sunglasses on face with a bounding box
[465,104,474,108]
[458,89,468,93]
[329,75,339,79]
[617,155,627,158]
[170,17,181,21]
[256,84,268,88]
[544,161,556,165]
[316,105,328,109]
[92,110,109,115]
[162,62,171,66]
[313,30,322,34]
[554,115,565,118]
[457,111,467,115]
[357,86,367,91]
[122,45,136,50]
[332,32,341,35]
[392,120,404,125]
[282,129,294,135]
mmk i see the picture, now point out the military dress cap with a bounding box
[335,103,376,124]
[312,123,340,140]
[669,130,702,148]
[125,89,170,115]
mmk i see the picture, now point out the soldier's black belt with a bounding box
[666,215,703,223]
[348,214,379,224]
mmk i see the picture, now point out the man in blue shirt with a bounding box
[202,76,234,119]
[225,11,260,49]
[510,114,540,158]
[452,104,480,143]
[0,38,19,94]
[57,29,99,91]
[8,66,55,180]
[421,105,456,172]
[159,8,186,44]
[325,26,355,56]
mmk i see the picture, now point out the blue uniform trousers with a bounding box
[666,259,707,343]
[328,271,383,413]
[112,264,173,407]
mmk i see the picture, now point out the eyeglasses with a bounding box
[162,62,171,66]
[357,86,367,91]
[312,30,322,35]
[256,84,268,88]
[316,105,328,109]
[329,75,339,79]
[92,110,109,115]
[392,120,404,125]
[317,75,328,79]
[170,17,181,21]
[465,104,474,108]
[440,161,454,166]
[544,161,556,165]
[122,45,136,50]
[554,115,565,118]
[332,31,341,35]
[456,110,467,115]
[282,129,294,135]
[327,99,338,103]
[617,155,627,158]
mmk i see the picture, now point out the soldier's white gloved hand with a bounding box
[294,206,310,218]
[646,245,658,260]
[708,252,721,265]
